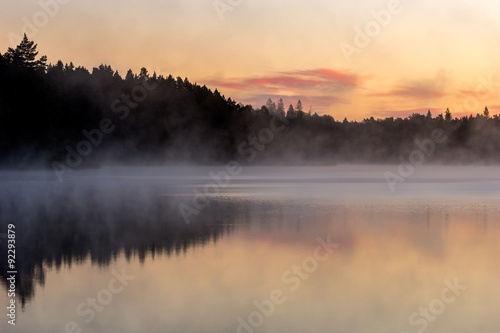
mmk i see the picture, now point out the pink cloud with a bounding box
[203,68,361,94]
[458,89,477,97]
[368,86,448,100]
[369,71,450,101]
[201,68,362,114]
[286,68,360,87]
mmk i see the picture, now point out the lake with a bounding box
[1,165,499,333]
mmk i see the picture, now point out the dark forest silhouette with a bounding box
[2,35,500,168]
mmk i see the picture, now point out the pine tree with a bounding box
[4,34,47,71]
[139,67,149,80]
[286,104,295,118]
[296,99,303,113]
[277,98,285,117]
[484,106,490,118]
[445,108,452,121]
[126,69,135,81]
[266,98,277,115]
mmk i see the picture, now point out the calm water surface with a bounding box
[0,166,499,333]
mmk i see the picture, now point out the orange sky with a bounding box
[2,0,500,120]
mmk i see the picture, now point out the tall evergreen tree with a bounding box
[445,108,452,121]
[4,34,47,71]
[266,98,277,115]
[484,106,490,118]
[286,104,295,118]
[296,99,303,113]
[126,69,135,81]
[277,98,285,117]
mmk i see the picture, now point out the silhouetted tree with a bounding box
[126,69,135,81]
[266,98,277,115]
[65,62,75,72]
[296,99,303,113]
[286,104,295,118]
[277,98,285,118]
[445,108,452,121]
[139,67,149,80]
[2,36,500,167]
[3,34,47,72]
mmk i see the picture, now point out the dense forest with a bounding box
[1,35,500,171]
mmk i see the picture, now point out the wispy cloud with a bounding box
[368,70,450,101]
[368,86,448,99]
[458,89,477,97]
[202,68,361,113]
[204,68,362,93]
[283,68,361,89]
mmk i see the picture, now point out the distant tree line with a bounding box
[1,35,500,168]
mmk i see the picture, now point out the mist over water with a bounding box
[0,165,499,333]
[3,2,500,332]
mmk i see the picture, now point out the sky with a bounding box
[2,0,500,120]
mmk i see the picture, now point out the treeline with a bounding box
[1,35,500,168]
